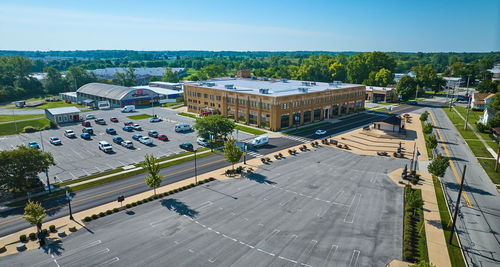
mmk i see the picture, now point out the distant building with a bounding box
[471,93,495,110]
[488,64,500,81]
[184,78,365,130]
[237,69,251,78]
[89,67,186,84]
[59,92,77,103]
[45,106,81,124]
[132,85,182,102]
[443,77,463,88]
[374,116,404,132]
[394,72,416,83]
[365,86,397,102]
[149,81,183,91]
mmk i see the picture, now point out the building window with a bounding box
[280,115,290,128]
[314,109,321,120]
[197,93,201,97]
[303,111,311,123]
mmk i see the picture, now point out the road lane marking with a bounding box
[429,111,472,207]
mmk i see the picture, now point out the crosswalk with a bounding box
[246,151,264,158]
[283,135,310,143]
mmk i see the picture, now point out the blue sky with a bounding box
[0,0,499,52]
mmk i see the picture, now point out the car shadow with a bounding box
[246,173,277,185]
[160,198,198,218]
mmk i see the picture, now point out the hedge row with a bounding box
[83,178,216,222]
[403,186,428,263]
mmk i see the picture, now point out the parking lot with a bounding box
[0,107,253,183]
[2,147,404,266]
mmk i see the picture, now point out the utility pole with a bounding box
[450,165,466,244]
[495,146,500,172]
[464,75,471,130]
[12,109,18,134]
[193,149,198,185]
[410,142,416,171]
[66,190,74,220]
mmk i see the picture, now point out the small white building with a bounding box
[479,107,495,125]
[45,106,81,124]
[471,93,495,110]
[374,116,403,132]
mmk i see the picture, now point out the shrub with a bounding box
[169,190,175,194]
[91,214,98,219]
[128,203,134,207]
[106,210,112,215]
[43,125,51,130]
[261,157,266,163]
[84,216,92,222]
[189,183,195,187]
[42,229,48,235]
[420,111,428,121]
[148,196,154,201]
[19,234,27,242]
[137,200,143,204]
[113,208,119,212]
[423,123,433,134]
[99,212,105,217]
[209,177,216,181]
[153,195,159,199]
[49,225,56,232]
[476,122,489,133]
[23,126,37,133]
[173,189,178,193]
[69,226,77,232]
[29,233,36,240]
[49,120,58,129]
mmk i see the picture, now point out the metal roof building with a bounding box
[76,83,159,108]
[45,106,81,124]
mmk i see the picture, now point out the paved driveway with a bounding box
[3,147,404,266]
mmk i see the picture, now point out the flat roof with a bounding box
[365,86,394,92]
[186,78,363,97]
[133,86,182,96]
[60,92,77,97]
[46,106,80,115]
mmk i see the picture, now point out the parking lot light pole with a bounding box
[194,149,198,185]
[66,190,74,220]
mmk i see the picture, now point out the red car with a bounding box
[110,117,118,123]
[158,134,169,141]
[124,121,133,126]
[82,120,91,127]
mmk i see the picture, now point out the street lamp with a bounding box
[66,190,74,220]
[39,131,52,194]
[180,144,198,185]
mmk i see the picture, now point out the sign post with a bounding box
[117,196,125,208]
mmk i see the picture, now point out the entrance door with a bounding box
[324,109,329,119]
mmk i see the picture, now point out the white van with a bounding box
[97,101,111,110]
[175,123,192,132]
[121,105,135,113]
[251,135,269,147]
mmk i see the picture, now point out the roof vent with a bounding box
[262,77,269,81]
[259,88,270,94]
[224,84,234,89]
[302,81,311,86]
[298,88,308,93]
[311,82,316,85]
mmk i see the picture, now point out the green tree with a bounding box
[410,261,436,267]
[365,51,397,73]
[0,146,55,191]
[411,64,444,91]
[65,66,97,90]
[224,137,242,170]
[374,68,393,86]
[395,75,417,101]
[477,78,500,93]
[406,189,423,210]
[193,115,235,141]
[423,123,433,134]
[43,67,67,94]
[329,62,347,82]
[162,67,180,83]
[23,201,46,233]
[347,53,369,84]
[114,66,136,87]
[427,154,450,177]
[142,154,162,196]
[428,134,437,150]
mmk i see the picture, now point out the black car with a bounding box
[113,136,124,144]
[148,130,159,138]
[106,128,116,135]
[179,142,194,151]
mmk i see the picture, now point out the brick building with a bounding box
[184,78,365,130]
[365,86,398,102]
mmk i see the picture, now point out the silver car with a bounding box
[121,140,134,148]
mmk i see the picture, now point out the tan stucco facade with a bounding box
[184,84,365,131]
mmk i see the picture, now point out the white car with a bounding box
[85,114,96,120]
[139,136,153,145]
[49,137,61,145]
[132,124,142,131]
[64,129,76,138]
[197,137,209,147]
[98,141,113,153]
[121,140,134,148]
[315,129,327,135]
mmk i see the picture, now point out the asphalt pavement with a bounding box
[2,146,404,267]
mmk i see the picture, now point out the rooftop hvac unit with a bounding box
[298,88,308,93]
[262,77,269,81]
[206,82,215,87]
[311,82,316,85]
[302,81,311,86]
[224,84,234,89]
[281,78,288,83]
[259,88,270,94]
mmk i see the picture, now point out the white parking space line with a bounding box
[295,240,318,266]
[344,194,362,224]
[323,244,338,267]
[100,257,120,266]
[349,250,360,267]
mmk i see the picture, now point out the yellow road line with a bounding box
[0,158,226,227]
[429,111,472,207]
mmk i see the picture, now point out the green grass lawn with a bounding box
[478,159,500,184]
[453,106,498,150]
[127,114,152,120]
[8,100,86,110]
[0,118,51,136]
[235,125,267,135]
[172,105,184,110]
[178,112,197,119]
[432,176,467,267]
[0,114,44,122]
[465,140,493,158]
[163,102,184,107]
[442,108,478,139]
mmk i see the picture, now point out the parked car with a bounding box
[123,126,133,132]
[95,118,106,125]
[179,142,194,151]
[148,130,159,138]
[149,117,161,123]
[81,133,91,140]
[132,124,142,131]
[124,121,133,126]
[139,136,153,145]
[315,129,327,135]
[82,120,91,127]
[49,137,61,145]
[121,140,134,148]
[110,117,119,123]
[82,127,94,134]
[197,137,209,147]
[158,134,169,141]
[98,141,113,153]
[64,129,76,138]
[132,134,143,140]
[106,128,116,135]
[85,114,96,120]
[28,141,40,149]
[113,136,124,144]
[175,123,191,132]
